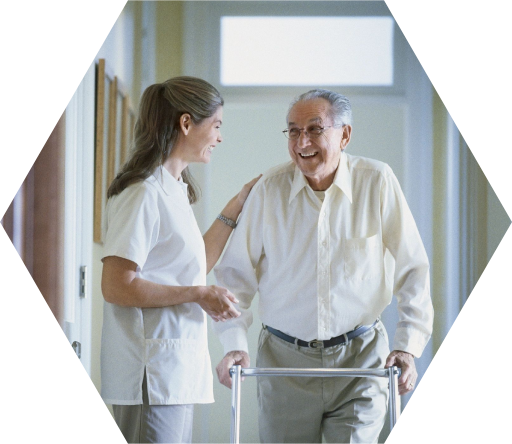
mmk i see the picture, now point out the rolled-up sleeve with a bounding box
[380,167,434,357]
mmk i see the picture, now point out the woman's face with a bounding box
[185,106,223,164]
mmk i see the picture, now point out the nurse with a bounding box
[100,76,258,443]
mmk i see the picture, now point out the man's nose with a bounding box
[297,131,311,148]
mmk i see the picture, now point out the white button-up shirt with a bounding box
[100,167,214,405]
[214,152,433,358]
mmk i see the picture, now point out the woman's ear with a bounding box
[179,113,192,135]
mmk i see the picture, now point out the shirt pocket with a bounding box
[343,234,382,281]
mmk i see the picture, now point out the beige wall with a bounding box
[155,1,183,82]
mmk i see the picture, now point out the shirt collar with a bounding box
[153,166,189,197]
[333,151,352,203]
[288,151,352,204]
[288,165,310,204]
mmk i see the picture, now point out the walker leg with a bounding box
[230,365,242,444]
[388,366,401,430]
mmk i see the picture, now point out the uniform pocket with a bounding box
[145,338,213,405]
[343,234,382,280]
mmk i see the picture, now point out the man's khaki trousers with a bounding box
[256,320,390,443]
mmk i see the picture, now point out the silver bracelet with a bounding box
[217,213,237,229]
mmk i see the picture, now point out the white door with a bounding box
[62,64,96,375]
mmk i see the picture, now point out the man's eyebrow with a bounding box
[288,117,323,127]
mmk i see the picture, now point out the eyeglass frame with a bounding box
[282,125,335,140]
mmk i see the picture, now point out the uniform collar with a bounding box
[153,166,189,197]
[288,151,352,204]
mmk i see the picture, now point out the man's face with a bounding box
[287,98,351,191]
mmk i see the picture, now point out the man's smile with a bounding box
[299,151,318,158]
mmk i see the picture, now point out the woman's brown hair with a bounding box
[107,76,224,203]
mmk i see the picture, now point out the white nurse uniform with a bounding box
[100,166,214,407]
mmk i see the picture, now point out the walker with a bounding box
[229,365,401,444]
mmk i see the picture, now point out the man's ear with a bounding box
[341,125,352,151]
[179,113,192,135]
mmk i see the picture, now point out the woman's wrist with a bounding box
[217,214,237,229]
[191,286,206,303]
[221,196,243,221]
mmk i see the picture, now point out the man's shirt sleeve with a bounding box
[213,180,265,355]
[380,167,434,357]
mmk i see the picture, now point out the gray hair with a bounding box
[287,89,352,127]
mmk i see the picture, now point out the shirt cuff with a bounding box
[217,327,249,355]
[393,327,431,358]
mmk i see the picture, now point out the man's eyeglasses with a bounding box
[282,125,333,140]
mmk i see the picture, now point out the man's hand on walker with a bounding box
[216,350,250,389]
[385,350,417,395]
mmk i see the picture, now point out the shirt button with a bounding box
[322,241,327,246]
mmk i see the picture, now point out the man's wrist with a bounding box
[219,330,249,356]
[226,350,248,358]
[397,350,414,356]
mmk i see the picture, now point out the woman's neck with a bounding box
[163,154,187,181]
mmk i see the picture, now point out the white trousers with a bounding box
[256,320,390,443]
[112,372,194,443]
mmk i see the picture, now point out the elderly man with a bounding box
[214,89,433,443]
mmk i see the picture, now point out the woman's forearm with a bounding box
[112,278,202,307]
[203,174,262,274]
[203,196,242,274]
[101,256,241,321]
[101,255,203,307]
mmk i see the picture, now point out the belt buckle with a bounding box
[308,339,324,349]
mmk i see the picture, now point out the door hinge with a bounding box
[72,341,81,359]
[80,265,87,298]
